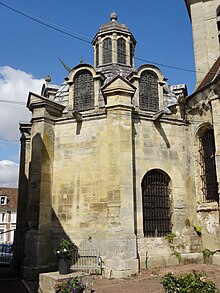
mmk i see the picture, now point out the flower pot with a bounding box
[58,256,70,274]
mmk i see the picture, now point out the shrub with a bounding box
[54,238,78,260]
[161,271,219,292]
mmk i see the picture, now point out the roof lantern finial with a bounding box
[110,11,117,22]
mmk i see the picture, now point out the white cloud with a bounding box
[0,66,44,187]
[0,160,19,188]
[0,66,44,140]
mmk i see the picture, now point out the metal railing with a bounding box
[71,249,102,275]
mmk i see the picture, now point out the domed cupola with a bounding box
[92,12,136,72]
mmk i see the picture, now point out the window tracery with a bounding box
[74,70,94,111]
[139,71,159,111]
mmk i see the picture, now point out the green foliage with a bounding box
[203,249,215,258]
[54,276,85,293]
[194,225,202,237]
[165,232,176,243]
[54,238,78,260]
[172,250,181,261]
[161,271,219,293]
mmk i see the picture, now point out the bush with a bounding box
[161,271,219,292]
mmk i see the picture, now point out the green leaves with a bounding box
[161,271,219,292]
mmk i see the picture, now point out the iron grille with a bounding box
[117,38,126,64]
[71,249,102,275]
[139,71,159,111]
[142,170,171,237]
[199,129,219,202]
[103,38,112,64]
[74,70,94,111]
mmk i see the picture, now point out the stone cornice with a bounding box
[27,92,65,118]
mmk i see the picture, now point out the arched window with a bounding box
[199,129,218,202]
[142,170,171,237]
[139,71,159,111]
[117,38,126,64]
[96,43,99,67]
[103,38,112,64]
[74,70,94,111]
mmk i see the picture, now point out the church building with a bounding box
[16,0,220,279]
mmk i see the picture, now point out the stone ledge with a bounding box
[38,271,91,293]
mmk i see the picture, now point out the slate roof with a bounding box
[0,188,18,210]
[196,56,220,91]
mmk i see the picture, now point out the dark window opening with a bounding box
[74,70,94,111]
[142,170,171,237]
[139,71,159,111]
[199,129,219,202]
[103,38,112,64]
[117,38,126,64]
[96,44,99,67]
[130,43,134,67]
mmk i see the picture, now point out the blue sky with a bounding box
[0,0,195,187]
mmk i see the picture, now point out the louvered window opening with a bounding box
[96,44,99,67]
[139,71,159,111]
[74,70,94,111]
[117,38,126,64]
[199,129,219,202]
[130,43,134,67]
[142,170,171,237]
[103,38,112,64]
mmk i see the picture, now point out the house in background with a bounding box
[0,188,17,244]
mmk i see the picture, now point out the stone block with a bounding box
[213,253,220,266]
[180,253,203,265]
[38,271,91,293]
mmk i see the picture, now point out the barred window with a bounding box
[199,129,218,202]
[74,70,94,111]
[117,38,126,64]
[103,38,112,64]
[139,71,159,111]
[142,170,171,237]
[96,43,99,67]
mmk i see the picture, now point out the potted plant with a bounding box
[55,238,78,274]
[54,276,86,293]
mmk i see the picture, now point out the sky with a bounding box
[0,0,195,187]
